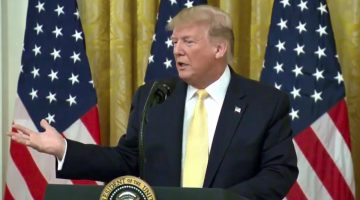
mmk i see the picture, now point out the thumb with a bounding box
[40,119,52,130]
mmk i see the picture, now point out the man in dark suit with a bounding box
[9,5,298,199]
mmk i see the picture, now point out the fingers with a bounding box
[40,119,60,135]
[8,131,30,145]
[12,123,33,136]
[10,123,37,147]
[40,119,52,130]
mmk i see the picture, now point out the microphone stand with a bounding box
[138,80,176,179]
[139,81,160,179]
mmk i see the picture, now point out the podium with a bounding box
[44,184,248,200]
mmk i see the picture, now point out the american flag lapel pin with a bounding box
[234,106,241,114]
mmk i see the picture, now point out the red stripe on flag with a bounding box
[328,99,351,149]
[4,185,15,200]
[10,140,47,200]
[71,179,98,185]
[286,182,308,200]
[295,127,354,200]
[81,106,101,144]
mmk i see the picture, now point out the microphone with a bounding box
[146,80,176,108]
[139,80,176,178]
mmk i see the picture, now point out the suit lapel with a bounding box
[204,73,248,187]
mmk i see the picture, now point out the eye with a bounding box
[184,40,195,46]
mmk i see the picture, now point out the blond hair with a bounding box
[167,5,234,64]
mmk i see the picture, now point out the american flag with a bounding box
[145,0,207,82]
[260,0,355,199]
[4,0,101,199]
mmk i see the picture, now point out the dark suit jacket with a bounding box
[57,72,298,199]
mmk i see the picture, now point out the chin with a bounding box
[178,74,190,83]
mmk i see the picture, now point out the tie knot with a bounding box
[197,90,208,100]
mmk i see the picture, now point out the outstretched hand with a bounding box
[8,119,66,159]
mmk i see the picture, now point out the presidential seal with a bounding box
[99,176,156,200]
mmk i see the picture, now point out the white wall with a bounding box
[1,0,27,197]
[0,0,3,196]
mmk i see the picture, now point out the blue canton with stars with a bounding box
[18,0,97,132]
[145,0,207,82]
[261,0,346,135]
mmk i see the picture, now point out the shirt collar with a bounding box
[186,66,231,104]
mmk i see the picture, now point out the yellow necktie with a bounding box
[182,90,209,187]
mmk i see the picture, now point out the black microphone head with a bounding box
[155,79,176,103]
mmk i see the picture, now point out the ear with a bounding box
[214,41,228,59]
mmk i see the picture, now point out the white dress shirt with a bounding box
[181,66,231,168]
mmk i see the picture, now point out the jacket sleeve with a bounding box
[56,86,147,182]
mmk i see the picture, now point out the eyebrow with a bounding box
[171,35,196,41]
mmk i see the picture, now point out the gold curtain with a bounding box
[77,0,360,196]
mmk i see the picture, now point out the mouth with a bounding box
[177,62,189,68]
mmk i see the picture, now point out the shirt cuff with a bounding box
[56,139,68,171]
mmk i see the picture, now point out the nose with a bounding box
[173,41,184,57]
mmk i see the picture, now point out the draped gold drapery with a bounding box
[77,0,360,196]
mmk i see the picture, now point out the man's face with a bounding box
[171,23,219,88]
